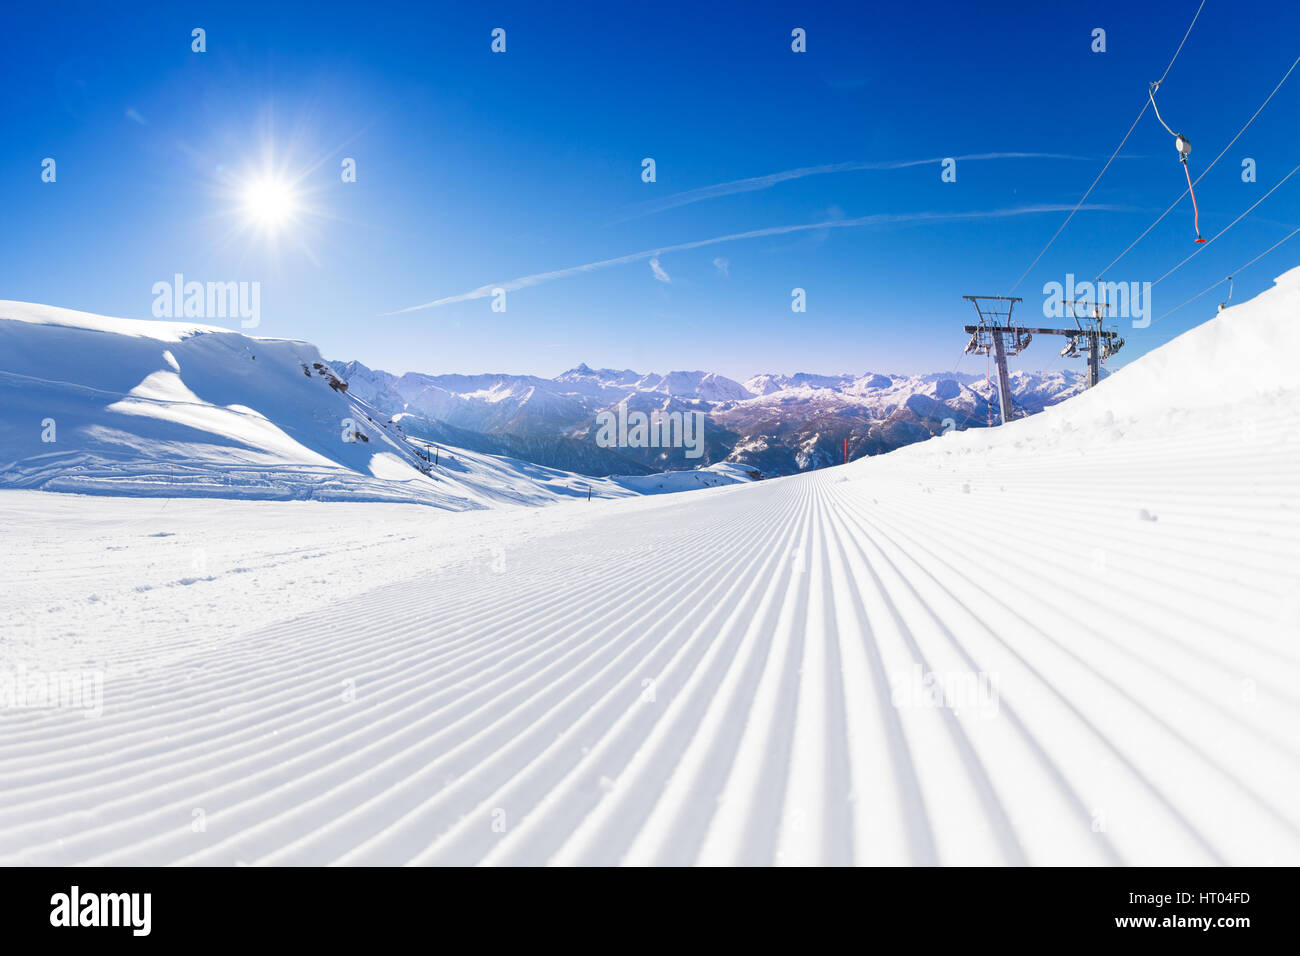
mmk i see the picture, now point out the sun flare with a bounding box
[241,177,298,229]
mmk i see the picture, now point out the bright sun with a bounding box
[242,177,297,229]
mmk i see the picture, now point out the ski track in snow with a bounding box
[3,397,1299,866]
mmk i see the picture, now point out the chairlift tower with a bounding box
[962,294,1124,426]
[1060,298,1125,388]
[962,296,1029,425]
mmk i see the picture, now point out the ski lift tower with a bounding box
[1058,298,1126,388]
[962,295,1030,425]
[962,295,1125,426]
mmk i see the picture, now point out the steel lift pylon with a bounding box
[962,295,1124,425]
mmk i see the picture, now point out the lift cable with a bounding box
[1152,161,1300,286]
[1006,0,1207,294]
[1095,53,1300,281]
[1006,108,1147,294]
[1154,222,1300,322]
[1154,0,1207,87]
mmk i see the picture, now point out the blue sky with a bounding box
[3,0,1298,380]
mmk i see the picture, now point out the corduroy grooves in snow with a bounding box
[1,266,1299,865]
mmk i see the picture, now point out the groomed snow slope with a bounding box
[1,268,1299,865]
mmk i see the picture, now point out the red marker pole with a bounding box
[843,438,848,464]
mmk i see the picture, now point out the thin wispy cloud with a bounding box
[608,153,1088,224]
[649,257,671,283]
[383,203,1120,315]
[712,256,730,277]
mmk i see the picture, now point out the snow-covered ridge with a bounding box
[0,301,747,507]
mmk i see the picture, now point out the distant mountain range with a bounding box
[334,359,1093,477]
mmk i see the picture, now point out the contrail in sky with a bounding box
[383,203,1120,315]
[608,153,1089,223]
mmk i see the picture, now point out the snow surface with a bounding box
[2,268,1299,865]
